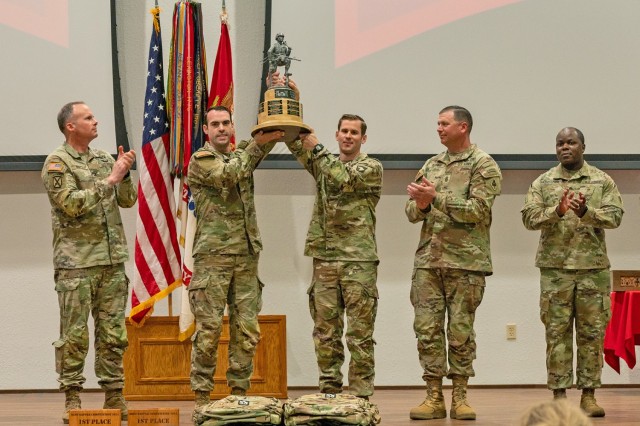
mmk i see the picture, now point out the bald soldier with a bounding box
[42,101,136,423]
[406,106,501,421]
[522,127,623,417]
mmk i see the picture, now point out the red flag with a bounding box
[129,7,182,326]
[178,11,234,341]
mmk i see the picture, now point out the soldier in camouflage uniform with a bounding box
[285,114,383,399]
[41,101,137,423]
[521,127,623,417]
[406,106,501,421]
[187,106,283,409]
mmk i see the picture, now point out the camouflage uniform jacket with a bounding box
[41,142,137,269]
[187,140,274,257]
[521,161,623,269]
[288,140,382,261]
[405,144,502,274]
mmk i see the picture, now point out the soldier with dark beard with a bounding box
[187,106,282,409]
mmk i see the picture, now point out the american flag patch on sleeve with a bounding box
[47,162,64,172]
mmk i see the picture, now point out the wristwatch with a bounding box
[312,143,324,155]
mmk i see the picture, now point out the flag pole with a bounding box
[221,0,228,24]
[154,0,166,317]
[152,0,172,318]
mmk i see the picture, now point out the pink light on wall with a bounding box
[335,0,523,67]
[0,0,69,47]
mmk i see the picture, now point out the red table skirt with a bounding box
[604,291,640,373]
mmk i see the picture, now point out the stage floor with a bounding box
[1,387,638,425]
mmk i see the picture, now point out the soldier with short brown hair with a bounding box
[286,112,383,400]
[187,106,283,409]
[407,105,502,421]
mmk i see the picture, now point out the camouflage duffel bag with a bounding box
[193,395,284,426]
[283,393,381,425]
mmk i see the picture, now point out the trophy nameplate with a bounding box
[612,270,640,292]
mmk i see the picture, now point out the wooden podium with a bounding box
[123,315,287,400]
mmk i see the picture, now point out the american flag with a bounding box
[130,8,182,326]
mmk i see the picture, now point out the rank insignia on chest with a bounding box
[356,164,368,173]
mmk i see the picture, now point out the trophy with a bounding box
[252,33,312,142]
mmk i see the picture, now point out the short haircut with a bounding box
[519,400,591,426]
[57,101,85,134]
[338,114,367,135]
[560,127,585,144]
[440,105,473,134]
[205,105,232,123]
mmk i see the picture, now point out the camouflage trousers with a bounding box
[308,259,379,397]
[411,268,485,380]
[189,254,262,392]
[53,264,129,391]
[540,268,611,390]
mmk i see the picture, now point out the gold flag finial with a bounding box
[220,0,228,25]
[150,6,161,33]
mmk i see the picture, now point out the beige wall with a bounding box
[1,0,639,390]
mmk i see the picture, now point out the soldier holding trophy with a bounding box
[188,106,283,408]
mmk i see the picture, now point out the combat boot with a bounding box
[409,378,446,420]
[103,389,128,420]
[580,388,605,417]
[194,390,211,409]
[450,375,476,420]
[553,388,567,400]
[231,387,246,396]
[62,387,81,424]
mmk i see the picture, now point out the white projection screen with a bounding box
[267,0,640,168]
[0,0,122,170]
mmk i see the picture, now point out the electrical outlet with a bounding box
[506,324,517,340]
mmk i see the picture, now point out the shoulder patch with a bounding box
[479,165,501,179]
[488,177,500,191]
[194,150,215,158]
[366,157,383,168]
[47,162,65,173]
